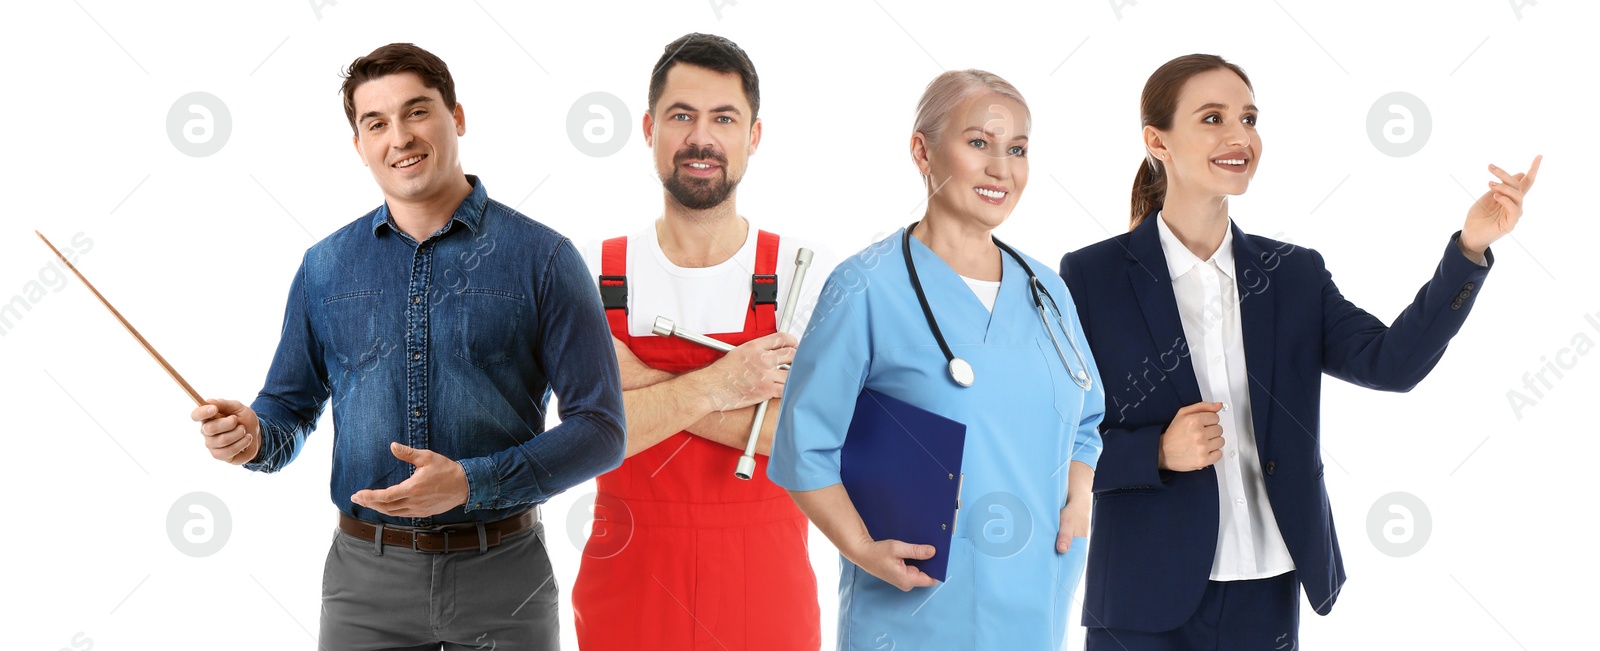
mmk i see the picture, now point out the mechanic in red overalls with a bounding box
[572,33,835,651]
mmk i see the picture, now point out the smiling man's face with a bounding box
[350,72,467,206]
[644,63,761,211]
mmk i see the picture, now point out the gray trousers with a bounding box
[319,521,559,650]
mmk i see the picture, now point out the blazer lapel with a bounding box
[1125,214,1203,408]
[1231,222,1278,445]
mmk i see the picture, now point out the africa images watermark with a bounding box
[1,232,95,338]
[1505,307,1600,420]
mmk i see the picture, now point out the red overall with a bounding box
[572,231,822,651]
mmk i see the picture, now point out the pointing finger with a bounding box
[1521,154,1543,192]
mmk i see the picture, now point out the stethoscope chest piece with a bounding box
[949,357,975,387]
[903,220,1094,392]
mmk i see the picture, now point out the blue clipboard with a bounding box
[840,388,967,582]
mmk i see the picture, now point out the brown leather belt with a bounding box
[338,508,537,553]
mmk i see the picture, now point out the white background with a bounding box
[2,1,1591,649]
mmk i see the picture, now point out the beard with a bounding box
[663,144,740,210]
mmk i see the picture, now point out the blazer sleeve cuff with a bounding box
[1091,424,1170,493]
[1448,230,1495,271]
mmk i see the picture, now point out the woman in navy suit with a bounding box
[1058,54,1541,649]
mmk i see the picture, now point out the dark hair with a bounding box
[648,33,760,120]
[1130,54,1253,230]
[340,43,456,135]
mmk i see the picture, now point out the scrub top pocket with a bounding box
[1035,337,1088,427]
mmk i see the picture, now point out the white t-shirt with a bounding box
[960,275,1002,312]
[581,219,839,340]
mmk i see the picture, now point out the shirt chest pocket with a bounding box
[455,288,524,368]
[321,289,388,373]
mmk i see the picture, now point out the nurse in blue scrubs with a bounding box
[768,70,1105,650]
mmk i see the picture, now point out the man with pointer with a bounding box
[190,43,624,649]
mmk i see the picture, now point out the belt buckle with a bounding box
[411,529,450,554]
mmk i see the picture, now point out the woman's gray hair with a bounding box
[912,69,1032,157]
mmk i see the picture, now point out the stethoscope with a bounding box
[902,221,1093,391]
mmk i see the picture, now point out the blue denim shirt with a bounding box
[247,176,625,527]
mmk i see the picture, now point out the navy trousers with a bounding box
[1086,571,1300,650]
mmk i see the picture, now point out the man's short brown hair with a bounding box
[340,43,456,135]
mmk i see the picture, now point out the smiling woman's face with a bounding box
[917,92,1030,232]
[1147,67,1262,200]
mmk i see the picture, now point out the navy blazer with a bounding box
[1059,213,1492,632]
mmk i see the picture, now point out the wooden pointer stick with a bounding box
[35,231,205,406]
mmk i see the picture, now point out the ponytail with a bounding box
[1130,158,1164,230]
[1130,53,1253,231]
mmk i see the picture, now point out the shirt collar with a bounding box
[370,174,487,237]
[1155,210,1236,281]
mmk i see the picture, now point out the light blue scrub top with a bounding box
[770,229,1105,650]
